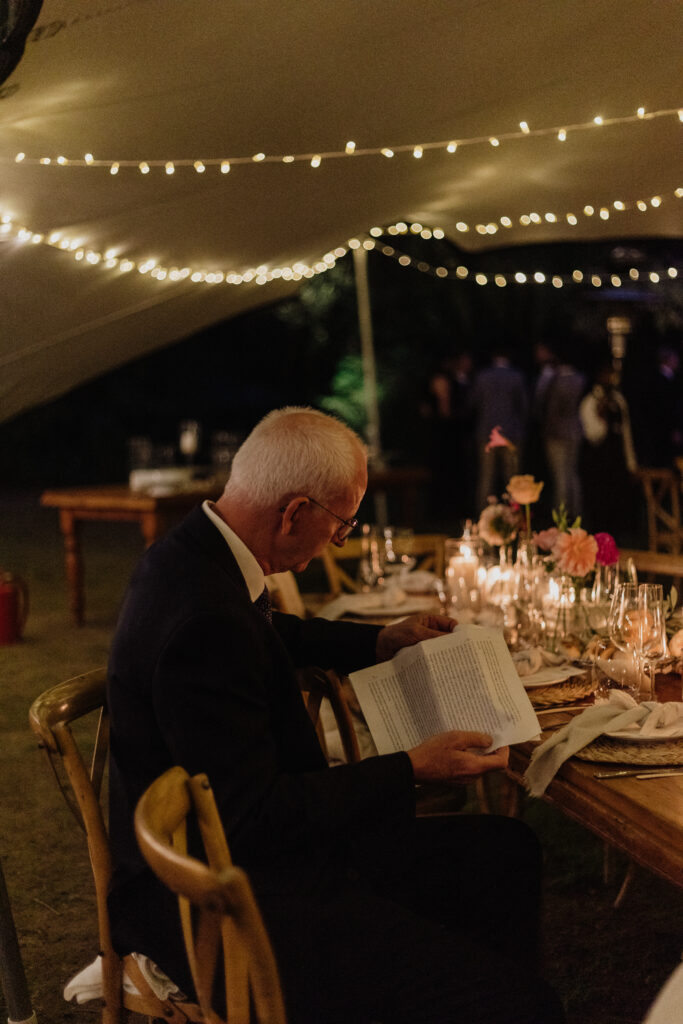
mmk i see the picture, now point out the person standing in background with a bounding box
[422,351,475,525]
[471,346,528,509]
[540,341,585,519]
[579,361,638,539]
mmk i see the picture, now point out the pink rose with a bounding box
[507,474,544,505]
[485,426,516,452]
[534,527,560,552]
[595,532,619,566]
[553,528,598,578]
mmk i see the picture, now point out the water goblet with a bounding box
[607,583,639,653]
[179,419,201,465]
[636,584,667,701]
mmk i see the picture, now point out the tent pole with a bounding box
[352,245,388,527]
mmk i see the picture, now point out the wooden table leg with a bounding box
[59,510,84,626]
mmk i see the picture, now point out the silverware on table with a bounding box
[593,767,683,780]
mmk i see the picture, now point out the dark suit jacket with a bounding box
[106,505,415,987]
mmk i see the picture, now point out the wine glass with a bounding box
[607,583,639,652]
[178,420,201,465]
[607,583,643,700]
[635,584,667,701]
[357,524,385,591]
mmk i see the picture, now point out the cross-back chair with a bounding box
[298,666,362,764]
[134,766,288,1024]
[265,571,307,618]
[28,668,203,1024]
[638,467,683,554]
[321,532,447,596]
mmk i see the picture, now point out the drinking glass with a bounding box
[383,528,416,576]
[607,583,639,653]
[587,563,618,634]
[357,524,385,591]
[636,584,667,701]
[592,636,640,702]
[179,419,201,464]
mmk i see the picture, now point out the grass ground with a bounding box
[1,489,681,1023]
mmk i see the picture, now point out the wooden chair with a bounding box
[637,467,683,554]
[28,669,202,1024]
[618,548,683,590]
[265,571,307,618]
[298,666,361,764]
[321,533,447,596]
[134,766,287,1024]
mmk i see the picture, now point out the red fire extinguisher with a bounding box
[0,572,29,645]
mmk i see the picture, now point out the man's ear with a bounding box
[279,497,308,534]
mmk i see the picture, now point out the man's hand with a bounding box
[376,613,455,662]
[408,730,509,783]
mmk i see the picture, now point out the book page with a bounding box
[350,624,540,755]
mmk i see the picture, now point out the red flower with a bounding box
[595,532,619,566]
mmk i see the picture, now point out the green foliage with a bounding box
[317,354,379,435]
[551,502,581,532]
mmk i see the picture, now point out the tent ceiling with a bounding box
[0,0,681,422]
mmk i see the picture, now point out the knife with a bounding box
[594,767,683,780]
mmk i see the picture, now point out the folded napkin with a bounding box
[638,701,683,738]
[64,952,183,1004]
[512,646,568,677]
[524,691,650,796]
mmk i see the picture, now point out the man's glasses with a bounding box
[279,497,359,541]
[306,497,359,541]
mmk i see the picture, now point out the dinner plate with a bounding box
[604,725,683,742]
[339,593,437,617]
[318,593,437,620]
[521,666,589,689]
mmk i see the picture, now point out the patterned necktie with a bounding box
[254,586,272,624]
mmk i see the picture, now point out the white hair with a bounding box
[226,406,366,508]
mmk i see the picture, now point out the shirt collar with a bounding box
[202,500,265,601]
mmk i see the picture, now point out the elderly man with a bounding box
[107,406,563,1024]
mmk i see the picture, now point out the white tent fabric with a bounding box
[0,0,681,423]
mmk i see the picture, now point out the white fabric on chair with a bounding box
[63,953,184,1004]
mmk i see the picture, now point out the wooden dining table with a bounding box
[506,726,683,891]
[41,481,222,624]
[322,595,683,891]
[502,668,683,892]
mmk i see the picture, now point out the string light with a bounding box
[7,106,679,175]
[3,207,680,291]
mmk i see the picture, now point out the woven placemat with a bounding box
[527,675,595,709]
[575,734,683,765]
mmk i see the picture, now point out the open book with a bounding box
[349,624,540,754]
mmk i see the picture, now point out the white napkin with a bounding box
[524,691,649,796]
[64,953,183,1004]
[638,701,683,738]
[400,570,436,593]
[512,648,544,677]
[512,646,567,677]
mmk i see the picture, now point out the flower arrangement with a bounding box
[477,430,544,547]
[537,503,619,581]
[478,498,524,547]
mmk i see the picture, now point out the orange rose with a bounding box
[507,475,544,505]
